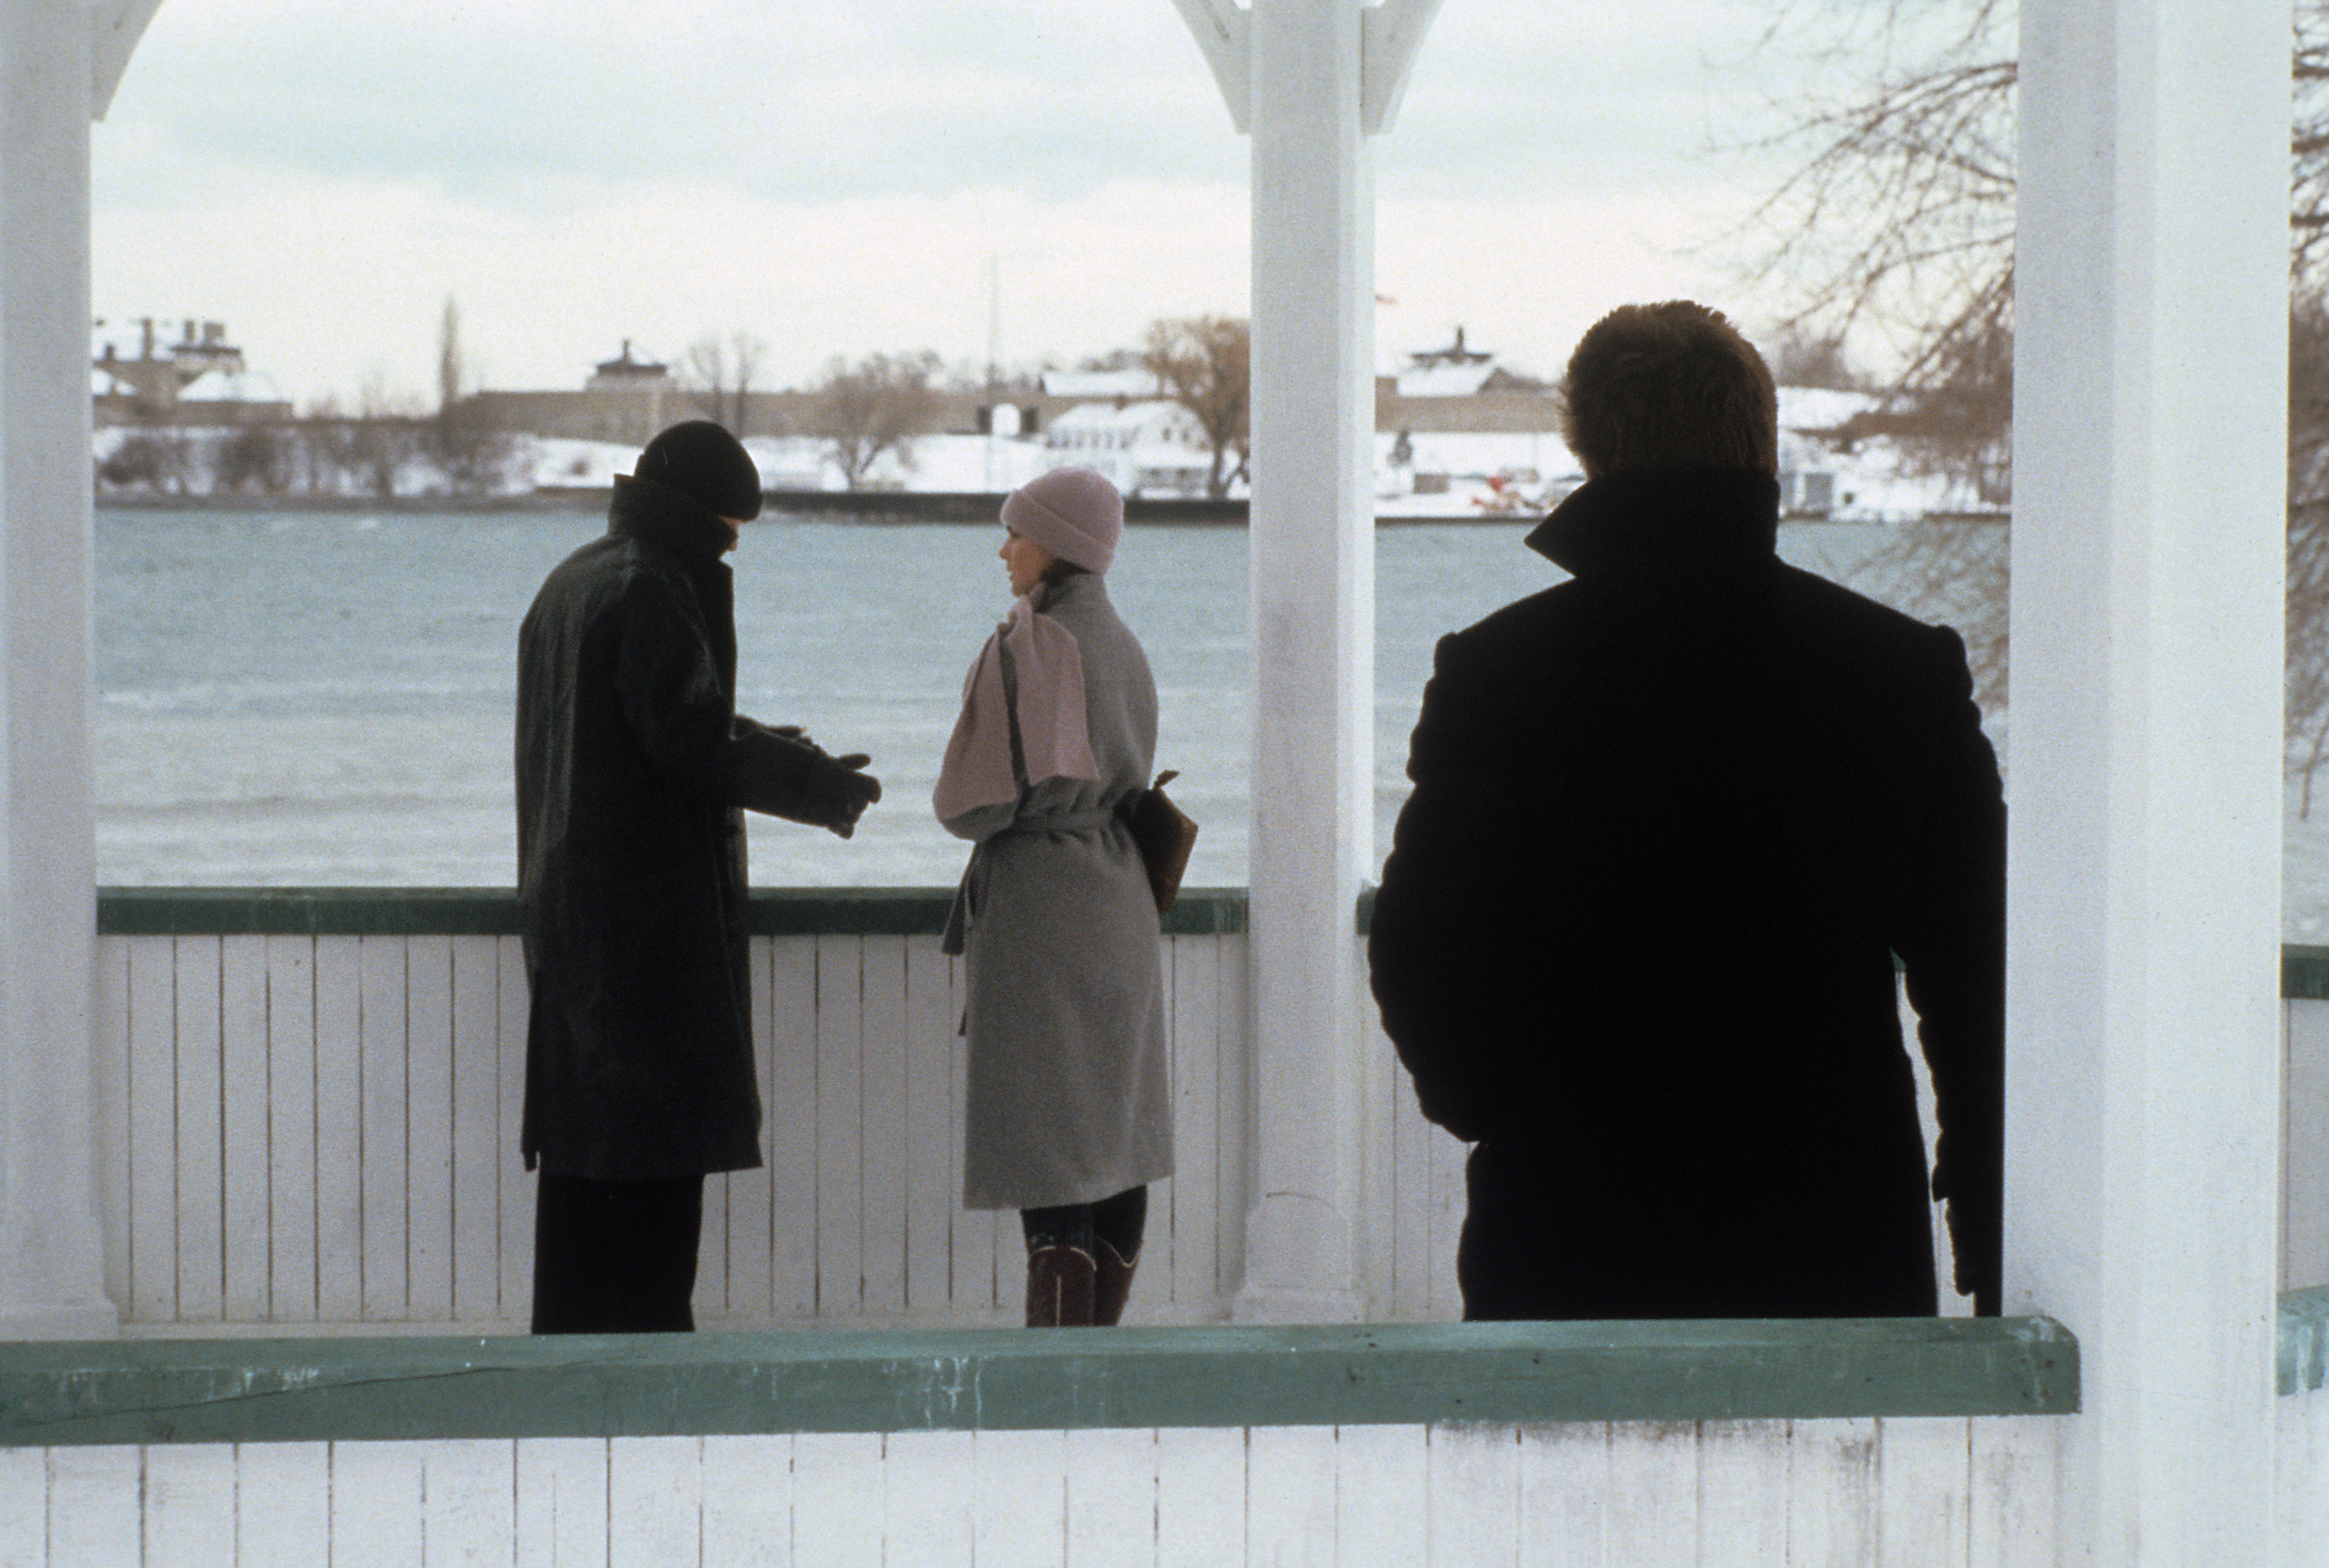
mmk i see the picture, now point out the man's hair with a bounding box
[1557,302,1779,477]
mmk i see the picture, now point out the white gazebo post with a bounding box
[0,0,156,1336]
[1173,0,1437,1319]
[2011,0,2289,1556]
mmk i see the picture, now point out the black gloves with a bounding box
[803,748,882,838]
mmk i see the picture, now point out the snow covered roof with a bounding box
[1394,363,1497,398]
[177,368,286,405]
[1040,369,1164,399]
[1776,385,1879,432]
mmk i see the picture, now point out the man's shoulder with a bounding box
[1771,561,1965,657]
[527,535,693,622]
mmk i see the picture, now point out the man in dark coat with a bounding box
[1369,303,2004,1320]
[516,420,882,1333]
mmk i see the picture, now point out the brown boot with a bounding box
[1093,1239,1138,1327]
[1025,1245,1097,1327]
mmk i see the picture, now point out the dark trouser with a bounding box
[531,1171,705,1334]
[1021,1184,1148,1261]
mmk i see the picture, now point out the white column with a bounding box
[0,0,115,1335]
[1233,0,1377,1321]
[2010,0,2287,1557]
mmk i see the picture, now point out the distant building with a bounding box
[91,318,290,426]
[1041,399,1215,498]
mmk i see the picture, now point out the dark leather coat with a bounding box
[1370,469,2005,1319]
[516,477,827,1179]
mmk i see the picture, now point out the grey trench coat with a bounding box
[941,572,1174,1210]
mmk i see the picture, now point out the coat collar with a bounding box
[607,474,735,564]
[1524,469,1781,579]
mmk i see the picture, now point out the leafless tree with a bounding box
[805,350,944,491]
[1142,315,1251,500]
[424,299,516,495]
[350,374,422,500]
[683,332,770,436]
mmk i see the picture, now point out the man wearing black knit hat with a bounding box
[515,419,882,1333]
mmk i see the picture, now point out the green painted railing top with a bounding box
[0,1317,2077,1449]
[2282,1284,2329,1396]
[94,886,1249,938]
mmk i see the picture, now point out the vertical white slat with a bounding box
[1168,937,1223,1314]
[330,1443,426,1568]
[95,936,132,1325]
[1874,1418,1972,1568]
[606,1436,700,1568]
[1692,1420,1789,1566]
[142,1443,235,1568]
[419,1438,516,1567]
[950,947,1001,1320]
[1425,1423,1520,1566]
[969,1429,1067,1568]
[219,935,270,1325]
[1334,1423,1429,1568]
[1388,1055,1432,1320]
[1967,1415,2056,1568]
[902,937,958,1320]
[360,936,411,1321]
[313,937,365,1321]
[792,1431,887,1564]
[497,938,533,1325]
[719,937,777,1325]
[450,937,503,1327]
[0,1446,41,1568]
[1600,1423,1697,1565]
[882,1429,974,1563]
[767,937,820,1320]
[1214,932,1252,1296]
[1154,1426,1246,1568]
[700,1434,792,1568]
[126,937,178,1322]
[175,936,225,1324]
[1427,1116,1467,1321]
[1357,999,1399,1315]
[859,937,909,1321]
[1517,1421,1611,1568]
[2285,999,2329,1289]
[696,1167,732,1326]
[406,936,455,1325]
[47,1445,142,1568]
[1787,1419,1879,1567]
[1246,1426,1337,1565]
[514,1437,610,1568]
[266,937,320,1325]
[236,1442,333,1568]
[815,937,866,1321]
[1064,1427,1157,1568]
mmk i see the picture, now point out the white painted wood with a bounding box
[1332,1423,1428,1567]
[902,938,956,1318]
[792,1431,886,1564]
[142,1442,235,1568]
[359,937,412,1320]
[235,1442,333,1568]
[406,939,455,1326]
[2288,1000,2329,1290]
[699,1433,792,1568]
[1153,1426,1246,1567]
[1874,1418,1971,1568]
[46,1445,141,1568]
[1516,1422,1609,1568]
[1168,0,1252,131]
[1061,1427,1154,1568]
[314,938,365,1321]
[697,1170,730,1324]
[2276,1388,2329,1568]
[125,937,176,1321]
[1248,1425,1338,1564]
[605,1435,699,1568]
[1600,1423,1697,1565]
[514,1438,609,1568]
[328,1442,427,1568]
[220,936,271,1324]
[2012,0,2288,1555]
[1967,1417,2058,1568]
[450,937,501,1325]
[970,1428,1067,1568]
[496,938,532,1324]
[421,1438,517,1567]
[267,936,319,1324]
[175,937,225,1322]
[1167,936,1223,1315]
[814,938,864,1320]
[720,937,776,1322]
[948,954,1001,1320]
[1236,0,1375,1324]
[1787,1417,1879,1566]
[95,937,131,1329]
[1357,0,1442,134]
[882,1430,974,1563]
[0,0,111,1340]
[1694,1419,1789,1567]
[767,938,819,1321]
[0,1446,41,1568]
[90,0,166,118]
[1426,1423,1519,1565]
[1213,933,1250,1304]
[859,938,909,1319]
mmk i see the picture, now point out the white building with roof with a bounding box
[1041,396,1218,497]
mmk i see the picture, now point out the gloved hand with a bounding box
[805,749,882,838]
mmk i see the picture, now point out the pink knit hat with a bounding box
[1001,466,1123,574]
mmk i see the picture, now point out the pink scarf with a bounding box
[933,593,1098,820]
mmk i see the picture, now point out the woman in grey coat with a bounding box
[934,466,1173,1327]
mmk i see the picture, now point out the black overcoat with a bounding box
[516,477,828,1179]
[1369,469,2005,1320]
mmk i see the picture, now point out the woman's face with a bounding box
[1000,529,1055,598]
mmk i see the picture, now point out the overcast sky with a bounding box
[92,0,1827,408]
